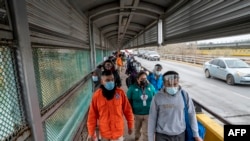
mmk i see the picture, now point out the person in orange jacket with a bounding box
[87,70,134,141]
[116,54,123,75]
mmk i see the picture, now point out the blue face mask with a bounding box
[166,87,178,95]
[92,76,98,82]
[104,81,115,90]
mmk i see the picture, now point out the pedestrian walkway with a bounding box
[120,68,135,141]
[120,67,145,141]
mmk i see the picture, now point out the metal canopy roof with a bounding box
[70,0,250,49]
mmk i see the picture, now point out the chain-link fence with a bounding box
[32,47,93,140]
[32,48,91,108]
[44,80,92,141]
[96,48,103,65]
[0,45,27,140]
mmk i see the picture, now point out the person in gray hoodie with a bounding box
[148,70,203,141]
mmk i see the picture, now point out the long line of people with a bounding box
[88,51,203,141]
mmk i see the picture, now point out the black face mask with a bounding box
[100,85,116,100]
[140,80,148,87]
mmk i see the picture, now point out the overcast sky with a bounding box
[197,34,250,44]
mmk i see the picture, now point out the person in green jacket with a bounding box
[127,71,156,141]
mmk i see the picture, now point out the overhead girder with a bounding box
[92,10,159,23]
[126,30,137,35]
[107,35,118,40]
[101,22,144,33]
[104,30,137,37]
[88,1,164,19]
[85,0,189,48]
[118,0,125,46]
[68,0,250,49]
[107,34,134,40]
[102,27,139,35]
[105,31,118,38]
[118,0,139,46]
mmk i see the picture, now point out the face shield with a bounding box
[164,74,179,95]
[164,74,179,87]
[154,65,162,75]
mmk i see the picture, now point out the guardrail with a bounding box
[161,54,250,65]
[192,99,233,125]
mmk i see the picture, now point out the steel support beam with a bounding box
[92,11,158,23]
[9,0,44,140]
[119,0,139,45]
[117,0,125,45]
[89,2,164,18]
[89,20,96,69]
[101,22,144,33]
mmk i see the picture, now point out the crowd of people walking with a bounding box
[87,51,204,141]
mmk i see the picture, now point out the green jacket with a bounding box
[127,83,156,115]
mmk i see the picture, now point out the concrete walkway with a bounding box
[119,68,137,141]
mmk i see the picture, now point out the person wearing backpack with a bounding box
[148,71,203,141]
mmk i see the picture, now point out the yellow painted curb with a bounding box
[197,114,224,141]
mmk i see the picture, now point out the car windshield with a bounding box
[149,51,157,54]
[225,59,250,68]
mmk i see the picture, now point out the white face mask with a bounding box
[136,67,141,72]
[165,87,178,95]
[92,76,98,82]
[155,71,161,75]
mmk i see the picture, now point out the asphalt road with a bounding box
[135,56,250,125]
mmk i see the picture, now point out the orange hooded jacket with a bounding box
[87,87,134,140]
[116,57,123,67]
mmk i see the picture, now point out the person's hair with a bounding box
[136,71,147,79]
[163,70,179,82]
[155,64,162,69]
[101,70,113,76]
[103,59,114,66]
[97,64,103,69]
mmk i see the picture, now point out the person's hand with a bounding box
[194,137,203,141]
[128,128,133,135]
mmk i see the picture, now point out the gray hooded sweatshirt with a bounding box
[148,87,199,141]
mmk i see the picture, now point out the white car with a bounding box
[147,51,160,61]
[203,57,250,85]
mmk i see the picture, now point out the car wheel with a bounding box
[226,74,235,85]
[205,69,211,78]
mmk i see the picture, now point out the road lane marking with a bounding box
[232,92,250,100]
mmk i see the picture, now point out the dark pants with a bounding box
[155,131,185,141]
